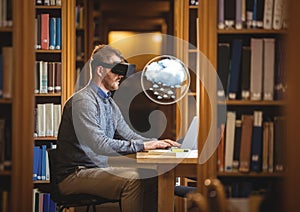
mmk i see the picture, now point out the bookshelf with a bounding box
[197,0,287,208]
[32,0,76,210]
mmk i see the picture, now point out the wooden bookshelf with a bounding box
[197,0,287,206]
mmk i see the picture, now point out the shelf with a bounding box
[0,27,13,32]
[0,170,11,176]
[218,100,286,106]
[189,5,198,9]
[217,29,287,35]
[33,180,50,184]
[217,172,284,178]
[35,5,61,9]
[35,93,62,97]
[34,136,57,141]
[36,49,62,53]
[0,99,12,104]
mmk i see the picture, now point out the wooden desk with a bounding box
[136,150,198,212]
[109,150,198,212]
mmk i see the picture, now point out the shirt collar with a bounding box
[90,82,111,99]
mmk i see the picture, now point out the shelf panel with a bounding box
[0,99,12,104]
[0,170,11,176]
[35,93,62,97]
[35,5,61,9]
[0,27,13,32]
[217,172,284,178]
[217,29,287,34]
[33,180,50,184]
[36,49,62,53]
[218,100,286,106]
[34,136,57,141]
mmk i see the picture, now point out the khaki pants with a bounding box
[59,166,158,212]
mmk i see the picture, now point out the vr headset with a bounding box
[97,61,136,77]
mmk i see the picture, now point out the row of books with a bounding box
[0,0,12,27]
[0,46,13,99]
[35,14,61,50]
[0,119,11,171]
[218,0,287,30]
[217,111,285,173]
[35,61,62,94]
[33,145,50,181]
[34,103,61,138]
[33,189,56,212]
[36,0,61,6]
[217,37,286,101]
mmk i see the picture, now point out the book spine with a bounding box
[235,0,243,29]
[218,0,225,29]
[2,47,13,99]
[228,39,243,100]
[239,115,254,172]
[273,0,284,30]
[250,38,263,100]
[232,119,242,170]
[263,0,274,29]
[241,46,251,100]
[40,13,50,50]
[250,111,263,172]
[49,17,56,50]
[217,43,231,98]
[225,111,236,171]
[263,38,275,100]
[55,17,61,50]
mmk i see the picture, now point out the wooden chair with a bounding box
[48,148,121,212]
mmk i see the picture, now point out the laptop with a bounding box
[147,116,199,154]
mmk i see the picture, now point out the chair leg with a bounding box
[85,205,90,212]
[92,205,96,212]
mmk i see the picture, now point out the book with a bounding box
[45,103,54,137]
[252,0,258,28]
[263,0,274,29]
[246,0,254,28]
[250,38,263,100]
[2,46,13,99]
[232,119,242,171]
[40,13,50,50]
[241,46,251,100]
[55,62,62,93]
[225,111,236,171]
[217,43,230,98]
[224,0,235,28]
[228,39,243,100]
[263,38,275,100]
[53,104,61,137]
[218,0,225,29]
[217,124,225,172]
[49,17,56,50]
[268,121,274,172]
[250,111,263,172]
[40,61,48,94]
[262,122,269,172]
[37,104,46,137]
[235,0,242,29]
[239,115,253,173]
[256,0,265,28]
[274,116,285,172]
[47,62,55,93]
[272,0,283,30]
[33,146,40,181]
[56,17,61,50]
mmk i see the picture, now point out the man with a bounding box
[54,44,180,212]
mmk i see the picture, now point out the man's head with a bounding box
[90,44,126,92]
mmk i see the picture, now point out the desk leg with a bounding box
[158,169,175,212]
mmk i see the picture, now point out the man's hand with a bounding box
[143,139,181,150]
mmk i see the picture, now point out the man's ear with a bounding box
[95,66,105,78]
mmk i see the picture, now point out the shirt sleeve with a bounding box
[72,95,145,155]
